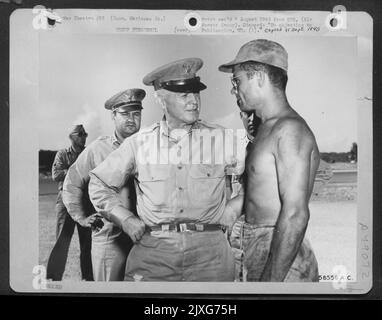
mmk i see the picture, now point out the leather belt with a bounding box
[147,223,225,233]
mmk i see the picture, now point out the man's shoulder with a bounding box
[272,115,311,137]
[97,135,112,141]
[92,135,113,144]
[117,124,159,150]
[197,119,225,131]
[138,122,161,135]
[56,148,68,157]
[83,136,110,150]
[272,116,317,151]
[79,136,116,157]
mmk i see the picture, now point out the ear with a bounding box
[256,70,266,88]
[154,92,166,111]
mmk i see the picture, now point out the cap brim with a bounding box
[219,59,288,73]
[162,81,207,93]
[113,104,143,112]
[218,58,242,73]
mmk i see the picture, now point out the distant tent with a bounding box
[349,143,357,163]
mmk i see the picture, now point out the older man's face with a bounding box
[163,91,201,125]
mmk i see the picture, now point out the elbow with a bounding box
[284,206,310,230]
[88,177,96,202]
[88,173,104,204]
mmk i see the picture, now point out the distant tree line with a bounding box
[39,150,57,173]
[320,152,349,163]
[39,142,358,173]
[320,142,357,163]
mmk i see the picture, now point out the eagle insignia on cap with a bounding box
[142,58,207,93]
[183,63,192,74]
[104,88,146,110]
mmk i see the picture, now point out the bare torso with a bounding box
[243,110,320,225]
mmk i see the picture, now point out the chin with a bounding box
[184,113,199,124]
[124,129,137,136]
[239,102,254,114]
[238,105,249,113]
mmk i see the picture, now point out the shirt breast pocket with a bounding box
[188,165,226,206]
[137,165,171,208]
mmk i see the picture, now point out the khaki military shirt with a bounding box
[63,134,134,242]
[89,119,245,227]
[52,146,83,191]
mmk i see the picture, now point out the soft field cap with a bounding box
[218,39,288,73]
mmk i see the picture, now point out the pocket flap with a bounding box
[189,164,225,179]
[138,165,170,181]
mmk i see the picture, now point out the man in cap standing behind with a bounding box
[219,39,319,281]
[63,89,145,281]
[88,58,243,281]
[47,124,93,281]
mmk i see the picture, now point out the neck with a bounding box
[71,144,84,153]
[115,130,130,144]
[256,90,290,122]
[165,117,194,133]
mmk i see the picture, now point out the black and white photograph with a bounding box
[9,8,372,294]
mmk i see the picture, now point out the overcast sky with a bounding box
[38,33,360,152]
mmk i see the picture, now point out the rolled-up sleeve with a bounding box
[89,137,136,221]
[62,148,95,222]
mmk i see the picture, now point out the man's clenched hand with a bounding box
[78,213,103,228]
[121,216,146,243]
[221,203,239,235]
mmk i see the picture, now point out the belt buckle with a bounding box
[195,224,204,231]
[179,223,187,232]
[161,224,170,232]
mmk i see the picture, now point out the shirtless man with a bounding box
[219,39,320,282]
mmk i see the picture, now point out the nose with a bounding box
[231,87,237,95]
[187,93,197,103]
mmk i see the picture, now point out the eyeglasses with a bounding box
[230,74,246,90]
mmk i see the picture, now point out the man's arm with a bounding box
[52,150,68,181]
[89,138,145,242]
[260,120,312,282]
[63,147,101,227]
[225,175,233,202]
[221,183,244,231]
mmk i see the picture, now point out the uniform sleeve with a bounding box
[89,137,136,222]
[52,150,68,182]
[62,147,95,222]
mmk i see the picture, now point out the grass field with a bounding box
[39,171,357,282]
[39,193,83,280]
